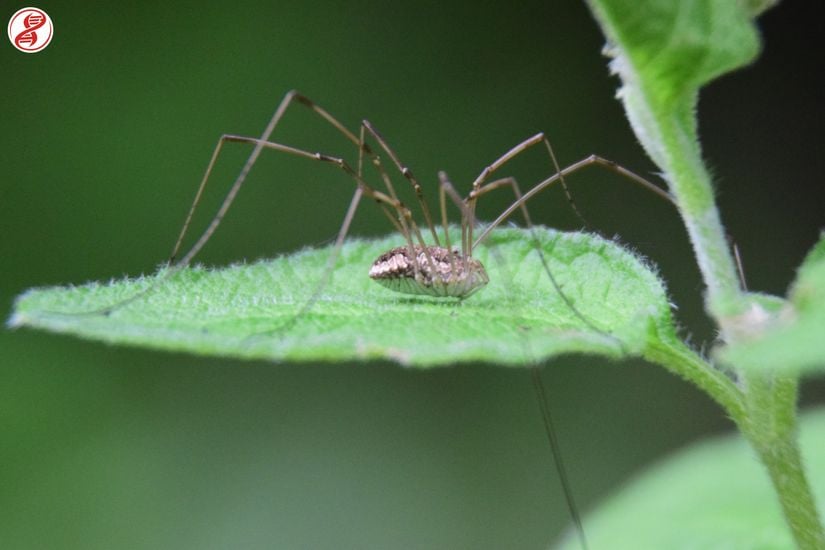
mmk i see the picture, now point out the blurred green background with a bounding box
[2,1,823,548]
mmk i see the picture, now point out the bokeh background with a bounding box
[2,1,823,548]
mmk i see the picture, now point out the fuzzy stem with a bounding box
[739,374,825,549]
[646,338,825,548]
[656,109,825,548]
[644,335,744,421]
[585,1,824,544]
[655,109,746,323]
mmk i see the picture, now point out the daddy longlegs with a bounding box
[117,91,672,321]
[89,90,676,548]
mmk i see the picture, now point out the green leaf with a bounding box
[9,227,675,366]
[743,0,780,17]
[586,0,763,316]
[586,0,761,169]
[556,406,825,549]
[718,234,825,373]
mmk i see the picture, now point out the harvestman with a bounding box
[99,91,676,548]
[127,90,673,323]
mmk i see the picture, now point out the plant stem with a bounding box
[655,107,746,326]
[739,373,825,549]
[643,71,825,548]
[644,336,744,421]
[647,101,825,548]
[585,2,824,544]
[647,338,825,547]
[661,137,825,545]
[585,3,821,542]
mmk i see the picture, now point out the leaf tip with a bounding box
[7,289,35,329]
[6,311,24,329]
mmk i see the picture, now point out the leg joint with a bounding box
[223,134,250,144]
[291,91,313,107]
[315,152,340,163]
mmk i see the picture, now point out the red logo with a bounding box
[8,7,53,53]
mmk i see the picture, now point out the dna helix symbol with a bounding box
[15,12,47,49]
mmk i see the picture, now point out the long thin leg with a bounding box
[359,120,441,272]
[465,133,586,257]
[171,90,369,264]
[436,171,462,278]
[448,156,672,336]
[172,91,289,263]
[438,171,473,257]
[464,174,535,271]
[289,185,364,323]
[440,169,608,336]
[288,94,424,252]
[472,176,533,226]
[359,120,442,280]
[442,173,534,284]
[357,124,421,271]
[469,154,674,335]
[94,136,411,315]
[473,154,674,248]
[532,368,589,550]
[173,136,402,270]
[438,171,590,546]
[256,94,439,293]
[361,120,441,247]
